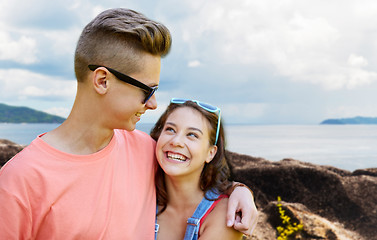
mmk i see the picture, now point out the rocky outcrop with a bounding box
[0,139,24,167]
[226,151,377,240]
[251,202,364,240]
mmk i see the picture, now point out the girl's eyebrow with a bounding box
[165,122,203,135]
[188,127,203,135]
[165,122,176,127]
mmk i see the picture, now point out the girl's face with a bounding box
[155,107,217,179]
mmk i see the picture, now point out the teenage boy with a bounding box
[0,8,257,239]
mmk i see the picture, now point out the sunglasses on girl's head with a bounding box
[88,65,158,104]
[170,98,221,145]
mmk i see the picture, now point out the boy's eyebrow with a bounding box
[165,122,203,135]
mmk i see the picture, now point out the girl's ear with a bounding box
[92,68,109,95]
[205,145,217,163]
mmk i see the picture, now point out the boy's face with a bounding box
[104,53,161,131]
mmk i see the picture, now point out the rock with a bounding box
[352,168,377,177]
[261,201,364,240]
[0,139,24,167]
[226,150,377,240]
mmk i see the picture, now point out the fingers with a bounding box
[239,204,252,229]
[235,207,259,236]
[233,214,249,234]
[226,183,259,235]
[226,196,238,227]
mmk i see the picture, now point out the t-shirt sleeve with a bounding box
[0,188,32,239]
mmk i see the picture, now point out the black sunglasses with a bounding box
[88,65,158,104]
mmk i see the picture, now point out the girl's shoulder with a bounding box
[199,197,243,240]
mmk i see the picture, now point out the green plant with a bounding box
[276,196,303,240]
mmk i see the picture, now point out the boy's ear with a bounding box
[92,68,109,95]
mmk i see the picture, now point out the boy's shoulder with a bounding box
[0,142,40,192]
[115,129,155,142]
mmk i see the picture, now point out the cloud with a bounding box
[325,104,377,119]
[1,0,377,124]
[348,54,368,68]
[174,0,377,90]
[44,107,71,118]
[0,0,79,30]
[42,28,81,57]
[0,68,76,101]
[216,102,270,124]
[188,60,201,68]
[0,31,37,64]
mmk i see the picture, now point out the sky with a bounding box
[1,0,377,125]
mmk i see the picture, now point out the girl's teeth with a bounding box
[167,152,187,161]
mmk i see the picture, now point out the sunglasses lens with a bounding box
[171,98,188,104]
[143,87,158,104]
[171,98,218,112]
[197,102,217,111]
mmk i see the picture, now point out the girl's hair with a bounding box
[150,101,232,214]
[74,8,172,82]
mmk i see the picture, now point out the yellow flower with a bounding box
[276,196,303,240]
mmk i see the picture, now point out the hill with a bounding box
[320,116,377,125]
[0,103,65,123]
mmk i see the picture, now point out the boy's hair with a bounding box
[74,8,172,82]
[150,101,232,214]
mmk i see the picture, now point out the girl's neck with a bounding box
[164,176,204,211]
[156,175,206,240]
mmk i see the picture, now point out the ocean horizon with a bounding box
[1,123,376,171]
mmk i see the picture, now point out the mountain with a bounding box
[0,103,65,123]
[320,116,377,125]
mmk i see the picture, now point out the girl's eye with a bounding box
[187,132,199,138]
[164,126,175,133]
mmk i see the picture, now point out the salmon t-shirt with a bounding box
[0,129,157,239]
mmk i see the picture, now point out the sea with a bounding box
[1,123,376,171]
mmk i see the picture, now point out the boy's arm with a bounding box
[226,182,258,236]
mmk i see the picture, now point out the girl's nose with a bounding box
[170,134,184,148]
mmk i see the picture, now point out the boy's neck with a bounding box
[41,109,115,155]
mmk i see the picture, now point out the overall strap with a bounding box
[155,205,159,240]
[184,189,220,240]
